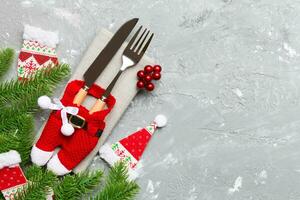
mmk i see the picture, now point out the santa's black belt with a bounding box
[66,114,103,137]
[67,113,87,129]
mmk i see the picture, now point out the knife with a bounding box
[73,18,139,105]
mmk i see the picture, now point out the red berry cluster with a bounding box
[137,65,162,91]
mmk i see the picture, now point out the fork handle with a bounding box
[89,70,123,114]
[89,98,106,114]
[102,70,123,99]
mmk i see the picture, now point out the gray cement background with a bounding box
[1,0,300,199]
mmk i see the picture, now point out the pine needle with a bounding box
[93,162,139,200]
[0,114,33,164]
[0,48,14,78]
[54,171,103,200]
[15,165,58,200]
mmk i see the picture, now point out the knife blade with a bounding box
[73,18,139,105]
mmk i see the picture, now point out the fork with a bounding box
[89,26,154,114]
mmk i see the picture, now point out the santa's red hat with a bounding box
[0,151,27,200]
[99,115,167,180]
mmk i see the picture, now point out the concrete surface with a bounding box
[1,0,300,199]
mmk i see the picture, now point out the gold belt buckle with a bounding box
[68,114,86,129]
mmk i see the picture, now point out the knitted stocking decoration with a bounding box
[31,80,116,176]
[17,25,59,80]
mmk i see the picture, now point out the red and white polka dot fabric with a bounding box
[0,166,27,191]
[119,124,156,161]
[0,150,27,200]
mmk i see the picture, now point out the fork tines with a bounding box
[125,26,154,58]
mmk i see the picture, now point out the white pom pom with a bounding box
[154,114,167,128]
[38,96,51,109]
[61,123,74,136]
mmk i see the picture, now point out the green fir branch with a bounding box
[106,161,131,184]
[0,48,14,78]
[0,114,33,164]
[92,162,139,200]
[93,181,139,200]
[0,112,33,137]
[54,171,103,200]
[15,165,58,200]
[13,114,34,165]
[0,64,70,116]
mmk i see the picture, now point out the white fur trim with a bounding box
[23,25,59,48]
[47,154,71,176]
[0,150,21,169]
[31,145,54,166]
[99,144,121,167]
[99,144,140,180]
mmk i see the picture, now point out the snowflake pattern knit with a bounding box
[17,25,59,80]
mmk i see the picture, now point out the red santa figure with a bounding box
[30,80,115,176]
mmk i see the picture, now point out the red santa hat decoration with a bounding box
[0,150,27,200]
[99,114,167,180]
